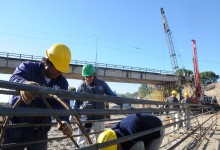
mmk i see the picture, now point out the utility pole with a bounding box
[94,34,98,68]
[94,34,98,77]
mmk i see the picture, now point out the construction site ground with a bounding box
[160,113,220,150]
[1,82,220,149]
[47,113,220,150]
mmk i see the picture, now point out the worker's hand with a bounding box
[20,81,39,104]
[57,121,73,136]
[163,116,170,125]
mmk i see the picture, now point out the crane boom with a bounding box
[160,8,179,71]
[192,39,201,98]
[160,8,181,89]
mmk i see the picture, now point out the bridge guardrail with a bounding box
[0,52,174,75]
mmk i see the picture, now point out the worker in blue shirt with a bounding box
[2,44,73,150]
[76,64,118,147]
[181,92,191,130]
[165,90,180,133]
[97,113,165,150]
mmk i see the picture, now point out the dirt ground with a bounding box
[46,113,220,150]
[160,113,220,150]
[1,111,219,149]
[2,83,220,149]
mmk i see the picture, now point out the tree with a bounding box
[200,71,219,84]
[137,84,152,98]
[117,92,137,98]
[176,69,194,84]
[68,86,76,92]
[177,69,193,76]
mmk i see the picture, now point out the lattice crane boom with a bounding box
[160,8,181,89]
[160,8,179,72]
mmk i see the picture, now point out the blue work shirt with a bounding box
[3,61,71,149]
[112,113,162,150]
[165,96,180,109]
[9,61,70,123]
[77,77,117,119]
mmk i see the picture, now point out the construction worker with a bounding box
[97,113,164,150]
[181,92,191,130]
[165,90,180,133]
[2,44,73,150]
[75,64,118,147]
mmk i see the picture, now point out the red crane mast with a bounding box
[192,39,201,98]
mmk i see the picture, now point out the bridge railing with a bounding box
[0,52,174,75]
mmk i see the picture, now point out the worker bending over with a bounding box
[97,113,164,150]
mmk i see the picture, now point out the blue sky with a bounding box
[0,1,220,102]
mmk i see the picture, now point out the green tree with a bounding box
[115,91,138,98]
[200,71,219,84]
[176,69,194,84]
[68,86,76,92]
[138,84,152,98]
[177,68,193,76]
[118,92,136,98]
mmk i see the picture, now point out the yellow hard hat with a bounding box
[171,90,177,95]
[46,43,71,73]
[184,92,189,97]
[97,129,117,150]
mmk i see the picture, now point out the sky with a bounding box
[0,1,220,102]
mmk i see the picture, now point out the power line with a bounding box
[0,24,219,67]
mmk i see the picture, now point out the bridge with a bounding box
[0,52,176,85]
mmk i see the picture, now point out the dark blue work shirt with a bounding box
[166,96,180,109]
[77,77,117,119]
[9,61,70,123]
[112,113,162,150]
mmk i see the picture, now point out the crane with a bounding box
[192,40,219,106]
[192,39,202,103]
[160,8,182,94]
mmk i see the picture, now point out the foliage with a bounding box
[177,68,193,76]
[117,92,137,98]
[200,71,219,84]
[68,86,76,91]
[138,84,152,98]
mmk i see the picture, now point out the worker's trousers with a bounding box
[182,110,191,129]
[168,111,180,132]
[129,128,165,150]
[2,117,50,150]
[2,125,48,150]
[77,121,104,148]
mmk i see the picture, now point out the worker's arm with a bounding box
[103,81,122,108]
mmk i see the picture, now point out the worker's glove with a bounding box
[57,121,73,136]
[20,81,39,104]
